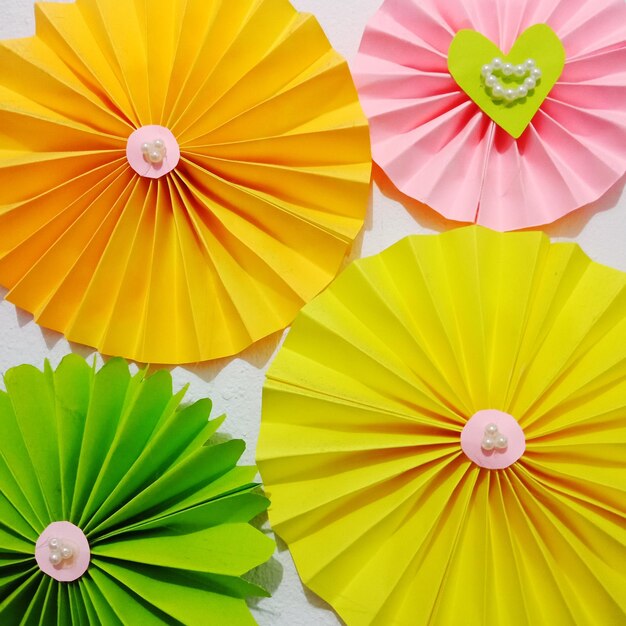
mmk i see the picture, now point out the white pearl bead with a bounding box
[504,88,516,101]
[484,423,498,437]
[153,139,165,150]
[495,435,508,449]
[481,64,494,78]
[49,538,60,550]
[141,142,151,154]
[49,550,62,565]
[482,437,496,450]
[491,84,504,99]
[60,545,74,560]
[148,150,163,164]
[481,57,542,104]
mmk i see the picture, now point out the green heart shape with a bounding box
[448,24,566,138]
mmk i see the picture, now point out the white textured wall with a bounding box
[0,1,625,624]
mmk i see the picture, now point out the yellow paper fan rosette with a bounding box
[0,0,371,364]
[257,226,626,626]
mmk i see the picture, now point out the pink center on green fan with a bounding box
[35,521,90,582]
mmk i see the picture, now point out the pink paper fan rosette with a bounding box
[353,0,626,230]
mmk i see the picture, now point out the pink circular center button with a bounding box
[461,409,526,470]
[126,125,180,178]
[35,521,90,582]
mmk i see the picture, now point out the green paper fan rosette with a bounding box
[0,355,273,625]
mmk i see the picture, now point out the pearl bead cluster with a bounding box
[481,423,508,451]
[47,537,74,566]
[141,138,167,165]
[481,58,542,103]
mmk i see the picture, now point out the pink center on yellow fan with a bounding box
[461,409,525,470]
[35,521,90,582]
[126,125,180,178]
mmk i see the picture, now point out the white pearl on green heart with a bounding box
[492,84,504,99]
[504,88,516,101]
[502,63,514,76]
[481,64,494,78]
[481,57,541,104]
[524,76,536,90]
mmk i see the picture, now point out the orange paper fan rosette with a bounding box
[258,226,626,626]
[0,0,371,363]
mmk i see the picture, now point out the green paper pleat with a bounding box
[0,556,33,570]
[70,358,132,523]
[20,572,50,625]
[82,573,124,626]
[84,399,218,535]
[144,466,259,523]
[40,580,57,626]
[80,368,178,530]
[0,391,51,528]
[56,583,71,626]
[78,581,102,626]
[0,527,32,555]
[93,522,274,576]
[109,492,269,538]
[95,560,258,626]
[94,477,261,547]
[0,566,36,598]
[94,439,246,534]
[0,569,41,622]
[50,355,93,518]
[4,365,62,522]
[68,584,90,626]
[89,567,174,625]
[0,490,39,544]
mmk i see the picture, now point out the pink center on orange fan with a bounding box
[126,125,180,178]
[35,521,90,582]
[461,409,525,470]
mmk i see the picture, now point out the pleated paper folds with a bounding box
[258,226,626,626]
[0,0,371,363]
[0,355,274,625]
[353,0,626,230]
